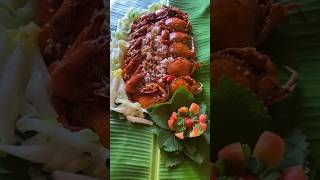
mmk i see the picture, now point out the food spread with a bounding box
[123,6,202,108]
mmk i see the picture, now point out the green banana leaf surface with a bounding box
[110,0,210,180]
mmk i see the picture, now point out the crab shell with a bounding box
[212,0,294,51]
[212,48,279,101]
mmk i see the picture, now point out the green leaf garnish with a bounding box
[163,151,185,167]
[259,169,282,180]
[148,87,209,167]
[174,117,186,132]
[279,129,309,169]
[184,140,197,155]
[215,159,226,176]
[247,157,266,175]
[148,88,195,130]
[158,129,183,152]
[242,144,252,159]
[212,77,272,152]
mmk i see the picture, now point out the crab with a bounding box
[212,48,297,105]
[167,57,200,77]
[122,6,202,108]
[131,6,189,33]
[38,0,101,64]
[212,0,300,51]
[50,9,107,101]
[49,9,108,147]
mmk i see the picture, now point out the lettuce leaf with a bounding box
[212,77,272,154]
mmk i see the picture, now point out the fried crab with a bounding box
[212,0,299,51]
[123,6,202,108]
[38,0,108,148]
[38,0,102,64]
[212,48,297,105]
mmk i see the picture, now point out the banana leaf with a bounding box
[110,0,210,179]
[259,0,320,178]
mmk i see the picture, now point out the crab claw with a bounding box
[266,66,298,105]
[257,2,306,45]
[170,76,202,95]
[155,6,188,21]
[137,83,168,108]
[285,3,308,22]
[125,73,144,94]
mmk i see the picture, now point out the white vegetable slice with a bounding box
[126,116,153,125]
[0,24,39,144]
[25,51,58,120]
[16,115,103,153]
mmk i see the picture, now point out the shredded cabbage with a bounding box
[0,23,39,144]
[0,0,36,29]
[17,115,103,152]
[148,2,163,12]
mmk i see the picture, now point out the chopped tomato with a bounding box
[253,131,285,169]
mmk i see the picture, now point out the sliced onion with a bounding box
[126,116,153,125]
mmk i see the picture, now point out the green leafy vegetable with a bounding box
[162,151,184,168]
[149,88,209,166]
[212,77,272,153]
[158,129,183,152]
[259,170,282,180]
[242,144,252,159]
[247,157,266,175]
[215,160,226,176]
[279,129,309,169]
[148,88,195,130]
[183,140,206,164]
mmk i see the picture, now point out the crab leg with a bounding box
[38,0,101,63]
[285,2,308,22]
[257,2,307,45]
[266,66,298,105]
[38,0,62,26]
[50,10,107,101]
